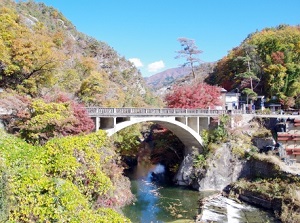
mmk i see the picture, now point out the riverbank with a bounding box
[217,153,300,223]
[190,117,300,223]
[196,193,280,223]
[226,177,300,222]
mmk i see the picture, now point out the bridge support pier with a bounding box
[199,117,210,132]
[176,117,188,125]
[188,117,200,134]
[93,117,116,131]
[174,117,211,135]
[95,117,100,131]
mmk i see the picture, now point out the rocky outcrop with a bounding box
[174,153,195,186]
[174,143,284,190]
[174,143,246,189]
[227,188,282,211]
[252,137,275,150]
[195,143,246,190]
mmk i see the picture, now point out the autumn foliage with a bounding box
[0,92,94,144]
[165,82,222,109]
[206,25,300,108]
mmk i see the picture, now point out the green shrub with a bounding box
[193,154,206,168]
[0,129,131,222]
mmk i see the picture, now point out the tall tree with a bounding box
[175,37,202,78]
[235,44,260,91]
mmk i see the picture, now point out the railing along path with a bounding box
[85,107,300,119]
[86,107,227,117]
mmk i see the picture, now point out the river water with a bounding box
[122,163,280,223]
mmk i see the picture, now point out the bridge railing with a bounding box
[85,107,228,117]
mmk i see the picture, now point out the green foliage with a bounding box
[200,129,209,149]
[57,68,81,92]
[0,129,131,222]
[231,143,247,158]
[200,115,230,156]
[211,125,228,143]
[197,116,230,168]
[113,124,141,157]
[1,93,94,145]
[242,88,257,104]
[208,116,229,144]
[19,99,74,144]
[77,71,109,106]
[207,25,300,107]
[193,154,206,168]
[252,127,272,138]
[43,132,113,200]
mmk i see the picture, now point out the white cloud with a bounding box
[129,58,143,68]
[147,60,165,72]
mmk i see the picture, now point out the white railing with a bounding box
[85,107,228,117]
[85,107,300,118]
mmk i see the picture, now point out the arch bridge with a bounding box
[86,107,228,150]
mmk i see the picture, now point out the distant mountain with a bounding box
[145,62,217,95]
[145,67,191,91]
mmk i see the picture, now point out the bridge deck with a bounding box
[86,107,227,117]
[85,107,300,119]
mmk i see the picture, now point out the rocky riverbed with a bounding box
[196,193,280,223]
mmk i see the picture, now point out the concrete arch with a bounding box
[105,117,203,150]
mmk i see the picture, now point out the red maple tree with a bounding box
[45,93,95,135]
[165,83,222,109]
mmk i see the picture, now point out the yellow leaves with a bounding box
[43,131,114,198]
[81,56,98,75]
[11,29,60,75]
[0,129,129,222]
[78,71,109,105]
[0,7,19,42]
[264,64,287,96]
[0,6,64,95]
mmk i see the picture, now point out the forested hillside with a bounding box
[0,1,161,221]
[206,25,300,108]
[0,0,162,107]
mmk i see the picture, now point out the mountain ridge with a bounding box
[0,0,163,107]
[145,62,217,95]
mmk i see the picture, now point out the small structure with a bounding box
[277,118,300,163]
[218,88,241,110]
[265,103,281,113]
[255,96,265,110]
[225,91,240,110]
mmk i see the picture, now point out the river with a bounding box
[122,163,280,223]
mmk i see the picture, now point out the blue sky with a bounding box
[36,0,300,77]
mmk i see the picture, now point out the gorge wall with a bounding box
[174,140,282,191]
